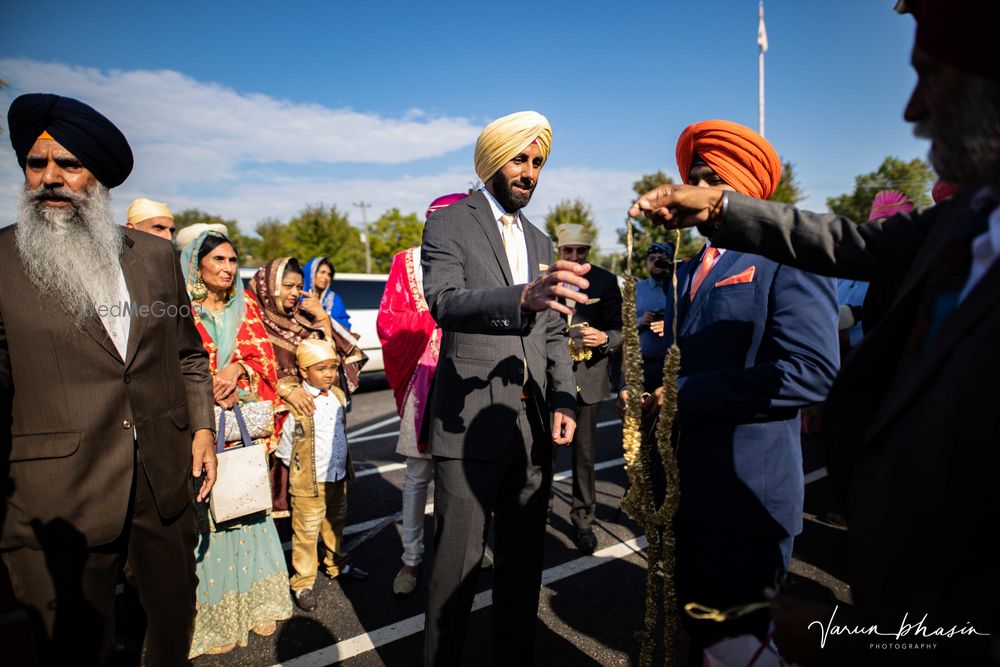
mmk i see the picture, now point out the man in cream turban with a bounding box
[125,197,176,241]
[421,111,590,666]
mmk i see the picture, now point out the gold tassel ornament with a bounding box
[619,216,683,667]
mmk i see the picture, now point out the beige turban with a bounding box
[555,223,593,248]
[127,198,173,225]
[474,111,552,182]
[296,338,339,370]
[174,222,230,252]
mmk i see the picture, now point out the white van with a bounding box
[239,269,388,373]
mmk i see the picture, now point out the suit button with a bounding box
[122,419,132,429]
[123,374,131,384]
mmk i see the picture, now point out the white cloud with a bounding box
[0,58,648,253]
[0,57,480,188]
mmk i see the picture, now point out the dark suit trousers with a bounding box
[569,400,600,533]
[424,399,551,667]
[2,450,197,666]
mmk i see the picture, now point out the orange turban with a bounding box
[675,120,782,200]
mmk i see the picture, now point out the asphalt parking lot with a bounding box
[186,373,849,667]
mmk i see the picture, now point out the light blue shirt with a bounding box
[837,278,869,349]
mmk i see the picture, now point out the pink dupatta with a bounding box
[377,248,440,454]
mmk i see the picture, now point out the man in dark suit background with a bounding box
[421,111,590,666]
[1,94,217,665]
[632,4,1000,662]
[553,223,622,555]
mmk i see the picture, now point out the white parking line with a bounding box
[804,467,828,485]
[348,416,401,437]
[271,534,649,666]
[348,417,623,448]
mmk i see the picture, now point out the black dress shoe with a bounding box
[294,588,317,612]
[333,564,369,581]
[575,529,598,555]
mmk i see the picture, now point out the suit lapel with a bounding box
[80,306,122,362]
[867,258,1000,439]
[121,237,148,368]
[679,248,740,336]
[467,193,513,285]
[523,216,542,283]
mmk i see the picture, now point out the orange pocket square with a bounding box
[714,266,756,287]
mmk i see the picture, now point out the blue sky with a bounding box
[0,0,926,252]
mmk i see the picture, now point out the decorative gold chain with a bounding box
[620,217,683,667]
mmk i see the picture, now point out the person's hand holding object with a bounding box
[520,260,590,316]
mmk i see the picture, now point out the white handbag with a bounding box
[209,403,272,524]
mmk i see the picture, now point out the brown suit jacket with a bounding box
[707,190,999,661]
[0,227,215,550]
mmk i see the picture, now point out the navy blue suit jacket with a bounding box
[674,246,839,542]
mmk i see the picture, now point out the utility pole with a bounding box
[757,0,768,137]
[353,201,372,273]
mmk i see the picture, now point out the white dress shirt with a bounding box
[96,267,132,360]
[959,189,1000,303]
[481,187,530,284]
[276,381,348,483]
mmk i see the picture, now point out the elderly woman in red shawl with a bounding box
[376,193,467,595]
[248,257,366,516]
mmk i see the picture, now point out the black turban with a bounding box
[7,93,133,188]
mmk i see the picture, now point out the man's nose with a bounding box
[42,162,65,186]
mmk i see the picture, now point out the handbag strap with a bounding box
[216,403,256,453]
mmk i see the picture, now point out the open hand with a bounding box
[629,184,726,229]
[286,386,316,416]
[520,260,590,316]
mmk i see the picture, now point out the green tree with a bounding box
[368,208,424,273]
[285,205,365,273]
[618,171,701,277]
[826,156,934,223]
[253,217,294,266]
[173,209,261,266]
[769,161,805,205]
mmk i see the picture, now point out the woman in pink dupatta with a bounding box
[377,193,465,595]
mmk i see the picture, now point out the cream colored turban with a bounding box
[127,198,173,225]
[474,111,552,182]
[174,222,229,252]
[296,338,339,369]
[555,223,593,248]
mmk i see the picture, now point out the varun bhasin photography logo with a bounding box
[810,605,990,653]
[95,300,202,319]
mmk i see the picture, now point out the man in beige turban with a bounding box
[125,197,175,241]
[421,111,590,666]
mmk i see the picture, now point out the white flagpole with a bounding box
[757,0,767,137]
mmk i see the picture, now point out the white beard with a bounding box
[15,183,124,328]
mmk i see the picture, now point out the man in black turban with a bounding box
[1,94,217,665]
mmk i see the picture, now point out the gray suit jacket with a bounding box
[706,190,999,660]
[0,227,215,549]
[421,191,576,460]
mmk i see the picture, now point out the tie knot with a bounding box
[704,246,719,261]
[500,213,517,227]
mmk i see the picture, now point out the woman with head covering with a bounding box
[377,192,467,595]
[302,257,352,331]
[248,258,367,516]
[180,231,292,657]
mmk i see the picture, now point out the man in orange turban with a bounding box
[640,119,839,658]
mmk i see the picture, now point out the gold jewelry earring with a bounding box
[191,272,209,300]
